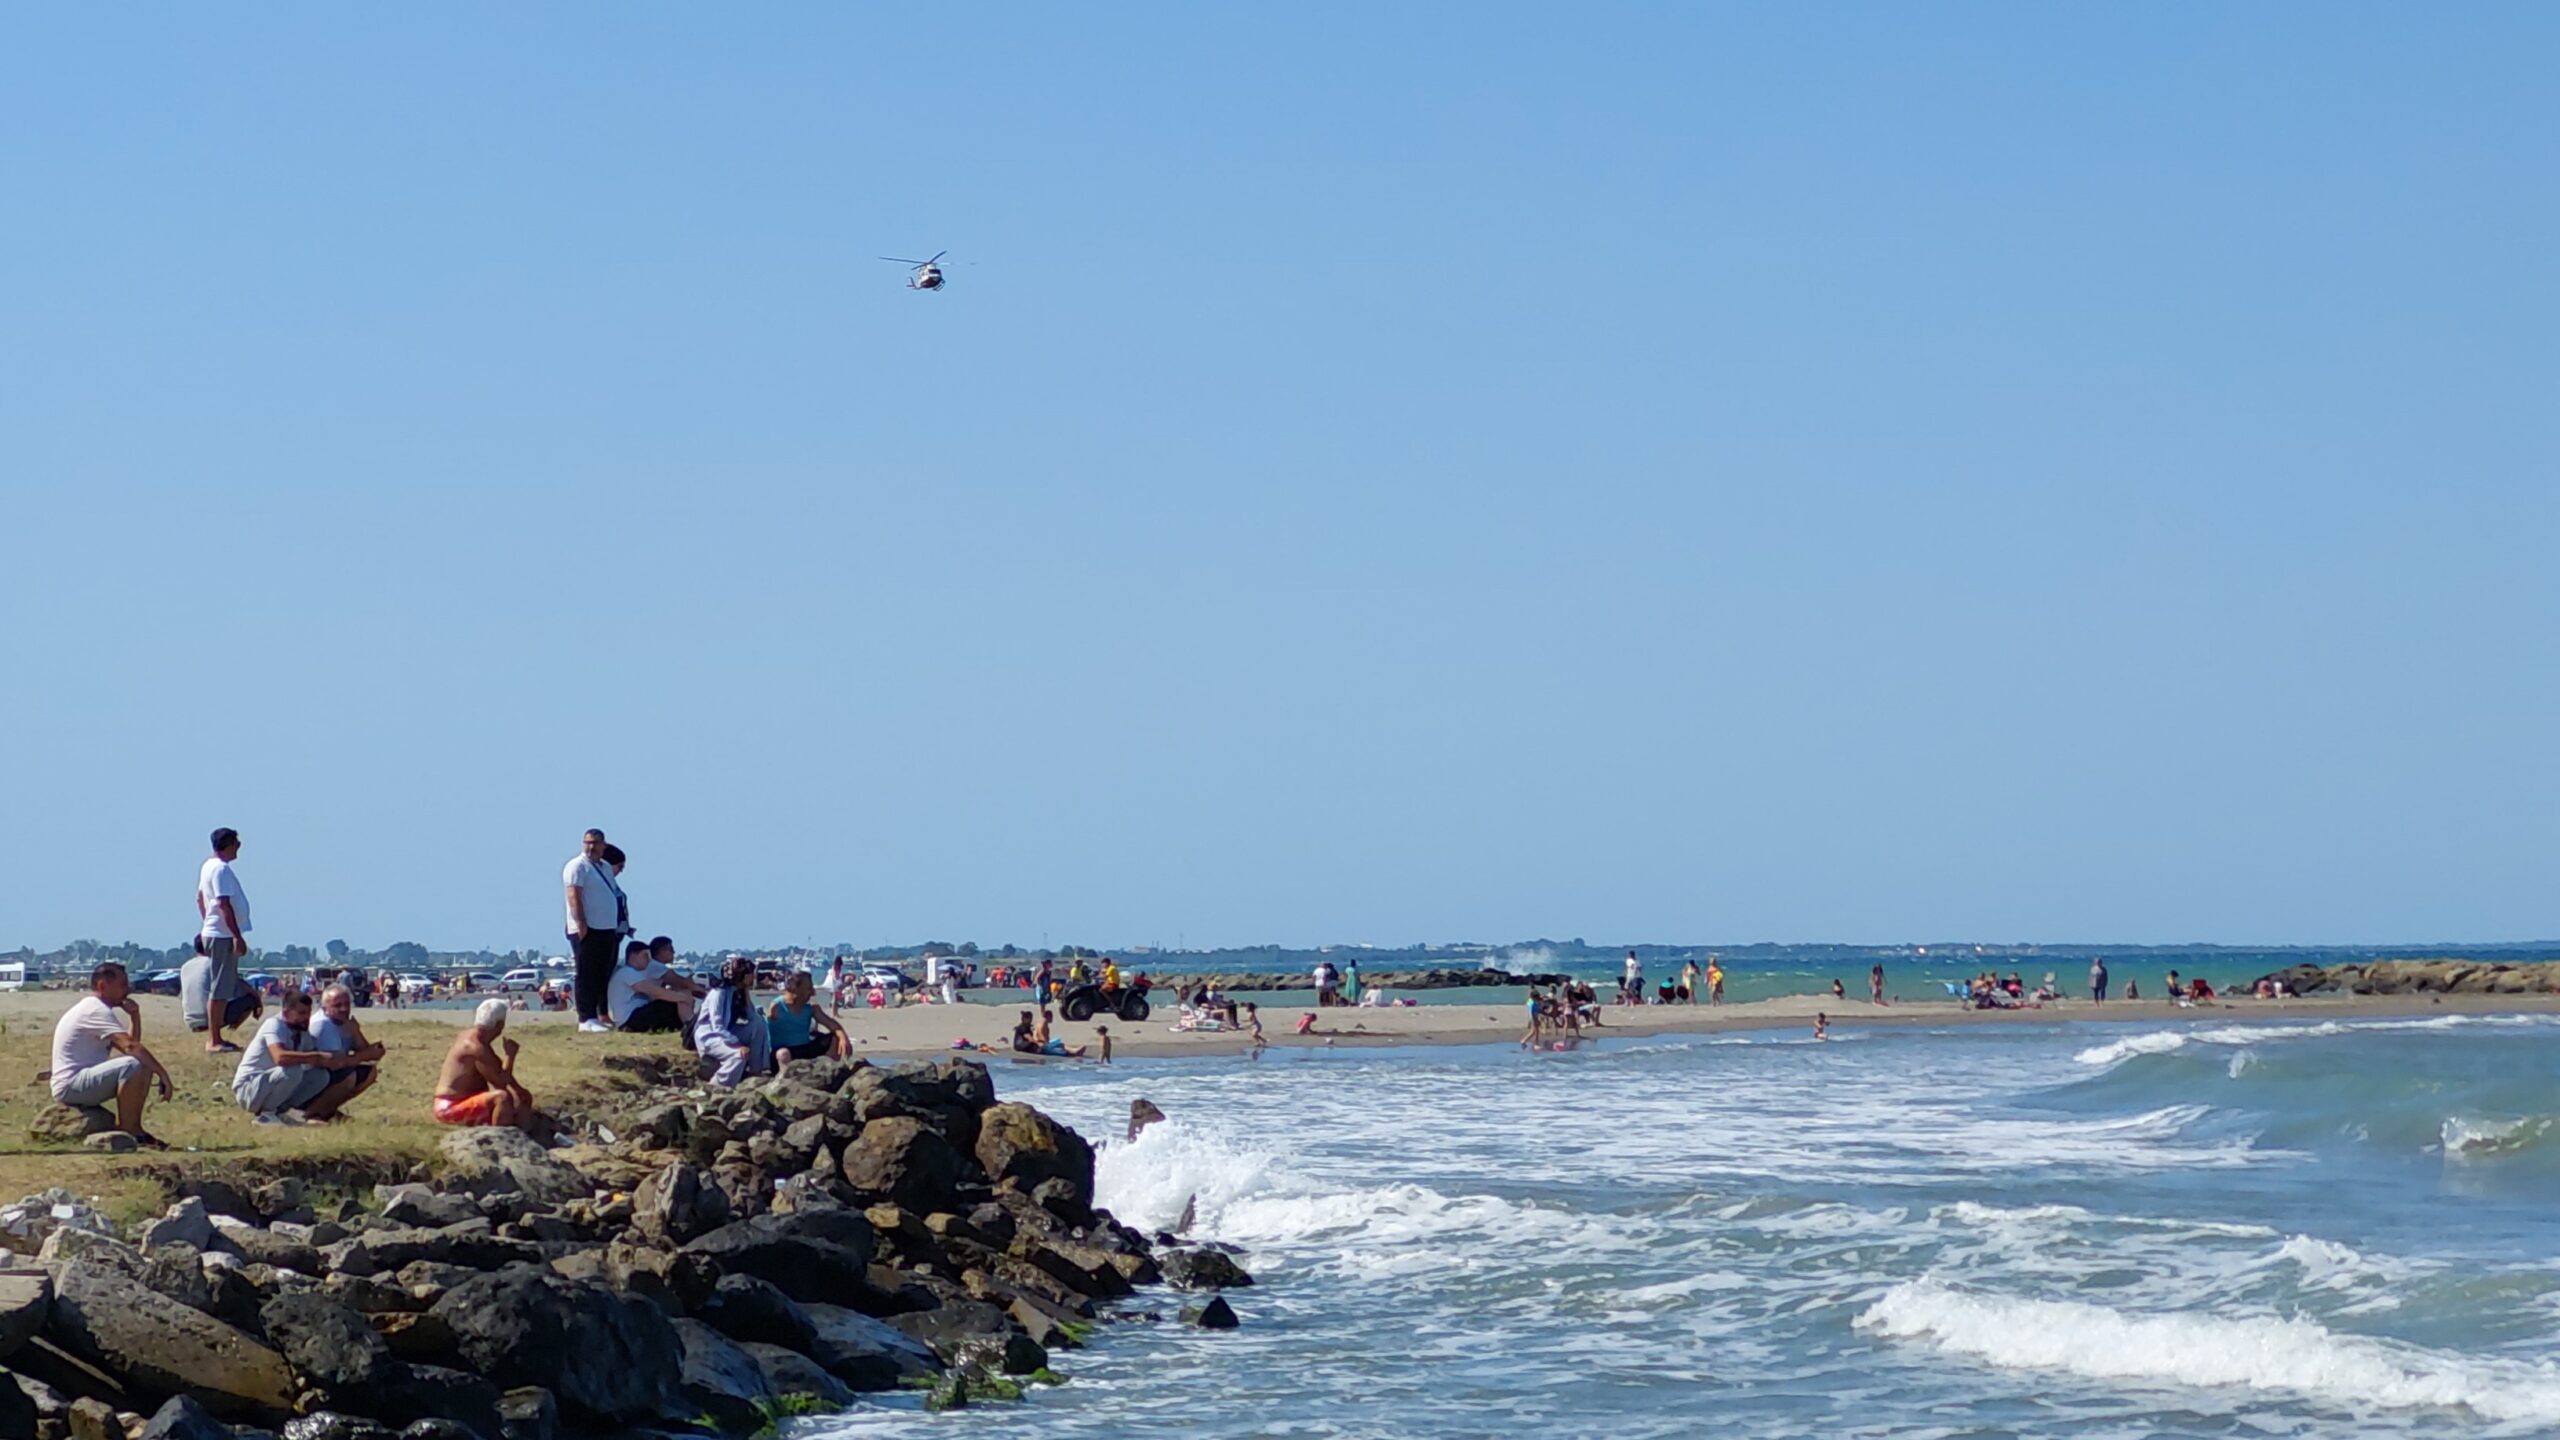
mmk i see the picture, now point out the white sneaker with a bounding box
[254,1111,290,1125]
[579,1019,610,1034]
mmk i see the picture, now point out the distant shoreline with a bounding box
[831,987,2560,1062]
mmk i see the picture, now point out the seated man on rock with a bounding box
[234,988,368,1124]
[308,981,387,1118]
[50,962,173,1147]
[433,998,535,1129]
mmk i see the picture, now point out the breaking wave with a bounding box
[1858,1279,2560,1424]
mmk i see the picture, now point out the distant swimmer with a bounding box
[1814,1012,1830,1041]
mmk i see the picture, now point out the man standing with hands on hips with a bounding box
[197,827,253,1054]
[564,828,627,1034]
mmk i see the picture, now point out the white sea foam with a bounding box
[2074,1014,2548,1068]
[1858,1279,2560,1424]
[2269,1234,2417,1300]
[1094,1116,1630,1267]
[2443,1114,2556,1159]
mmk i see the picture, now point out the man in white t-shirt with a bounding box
[609,936,701,1033]
[50,963,173,1145]
[563,828,627,1033]
[197,827,254,1054]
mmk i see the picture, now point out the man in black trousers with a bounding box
[562,827,627,1033]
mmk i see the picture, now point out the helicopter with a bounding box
[880,251,948,290]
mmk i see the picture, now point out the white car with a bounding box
[500,967,542,990]
[466,972,504,992]
[397,973,435,993]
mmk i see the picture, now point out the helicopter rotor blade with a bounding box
[925,250,947,265]
[879,256,928,264]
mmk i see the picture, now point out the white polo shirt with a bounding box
[199,857,251,941]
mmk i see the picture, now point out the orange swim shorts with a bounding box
[432,1091,505,1126]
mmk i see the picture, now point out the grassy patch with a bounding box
[0,994,685,1227]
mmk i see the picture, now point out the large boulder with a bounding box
[683,1210,875,1304]
[799,1303,940,1390]
[260,1292,394,1390]
[886,1299,1013,1365]
[358,1363,504,1439]
[137,1199,215,1255]
[974,1104,1094,1209]
[436,1130,586,1206]
[44,1260,296,1418]
[430,1270,680,1427]
[324,1220,541,1277]
[1160,1247,1256,1290]
[838,1117,964,1212]
[0,1270,52,1359]
[670,1319,774,1434]
[0,1371,41,1440]
[695,1275,815,1352]
[631,1163,729,1246]
[138,1392,232,1440]
[737,1341,854,1408]
[373,1186,480,1231]
[843,1061,994,1151]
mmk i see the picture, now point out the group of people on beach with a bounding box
[37,826,882,1146]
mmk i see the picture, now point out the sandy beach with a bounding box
[28,985,2530,1064]
[831,987,2560,1060]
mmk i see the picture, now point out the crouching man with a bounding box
[432,999,536,1130]
[307,982,387,1118]
[235,989,368,1124]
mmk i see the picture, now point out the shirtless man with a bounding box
[433,999,535,1130]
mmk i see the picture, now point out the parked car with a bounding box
[858,962,915,992]
[500,967,542,990]
[397,972,435,994]
[466,972,503,992]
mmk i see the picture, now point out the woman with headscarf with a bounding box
[692,954,771,1087]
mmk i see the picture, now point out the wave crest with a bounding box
[1857,1278,2560,1423]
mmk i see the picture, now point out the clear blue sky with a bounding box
[4,5,2553,953]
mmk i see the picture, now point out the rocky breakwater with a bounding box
[1158,966,1564,992]
[2254,958,2560,997]
[0,1056,1254,1440]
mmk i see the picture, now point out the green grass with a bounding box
[0,995,687,1228]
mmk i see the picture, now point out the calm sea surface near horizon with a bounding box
[804,1015,2560,1439]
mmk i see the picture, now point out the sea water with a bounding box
[804,1015,2560,1439]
